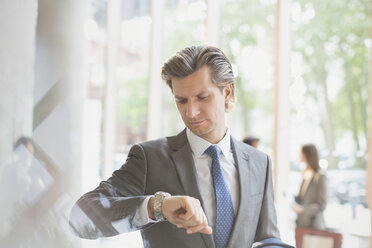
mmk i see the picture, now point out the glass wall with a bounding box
[288,0,370,246]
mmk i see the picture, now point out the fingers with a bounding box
[188,225,213,235]
[173,197,211,234]
[185,222,213,235]
[162,195,211,234]
[178,197,198,220]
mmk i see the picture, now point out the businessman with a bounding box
[69,45,280,248]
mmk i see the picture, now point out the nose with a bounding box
[186,100,200,118]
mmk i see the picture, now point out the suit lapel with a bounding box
[228,137,252,246]
[169,129,214,248]
[170,135,202,201]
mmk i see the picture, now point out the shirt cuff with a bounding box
[133,195,159,227]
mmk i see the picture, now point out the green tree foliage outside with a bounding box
[220,0,276,145]
[118,77,147,135]
[292,0,370,168]
[220,0,370,169]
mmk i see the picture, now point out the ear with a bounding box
[224,83,233,102]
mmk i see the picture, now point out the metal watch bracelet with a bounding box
[154,191,171,221]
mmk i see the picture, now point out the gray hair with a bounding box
[161,45,236,112]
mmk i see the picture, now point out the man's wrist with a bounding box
[148,196,155,220]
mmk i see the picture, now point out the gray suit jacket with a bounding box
[69,129,280,247]
[295,173,327,230]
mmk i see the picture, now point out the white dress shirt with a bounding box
[133,128,240,229]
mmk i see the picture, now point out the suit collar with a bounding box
[168,129,188,151]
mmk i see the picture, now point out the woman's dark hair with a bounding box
[301,144,320,172]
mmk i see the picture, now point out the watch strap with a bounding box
[154,191,171,221]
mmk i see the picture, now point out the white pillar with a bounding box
[146,0,164,140]
[273,0,291,241]
[33,0,87,247]
[0,0,37,164]
[102,0,121,180]
[205,0,220,46]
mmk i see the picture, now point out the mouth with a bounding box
[189,120,205,126]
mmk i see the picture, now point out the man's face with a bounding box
[172,66,232,144]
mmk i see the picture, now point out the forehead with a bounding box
[171,66,217,96]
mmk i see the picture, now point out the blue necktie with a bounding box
[205,145,234,248]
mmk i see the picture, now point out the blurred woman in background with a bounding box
[292,144,327,230]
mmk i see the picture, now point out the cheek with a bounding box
[215,99,226,115]
[176,104,188,119]
[204,102,221,120]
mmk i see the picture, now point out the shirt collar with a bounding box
[186,128,231,158]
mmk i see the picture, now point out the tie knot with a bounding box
[205,145,222,160]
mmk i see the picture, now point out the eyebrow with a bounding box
[174,91,210,100]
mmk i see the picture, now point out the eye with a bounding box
[198,95,209,101]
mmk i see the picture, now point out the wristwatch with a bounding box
[154,191,171,221]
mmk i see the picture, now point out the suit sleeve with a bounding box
[254,155,281,242]
[69,144,152,239]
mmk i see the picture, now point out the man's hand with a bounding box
[148,195,212,235]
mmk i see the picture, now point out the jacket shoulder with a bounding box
[133,132,183,155]
[232,137,270,162]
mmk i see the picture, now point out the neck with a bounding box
[206,127,227,144]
